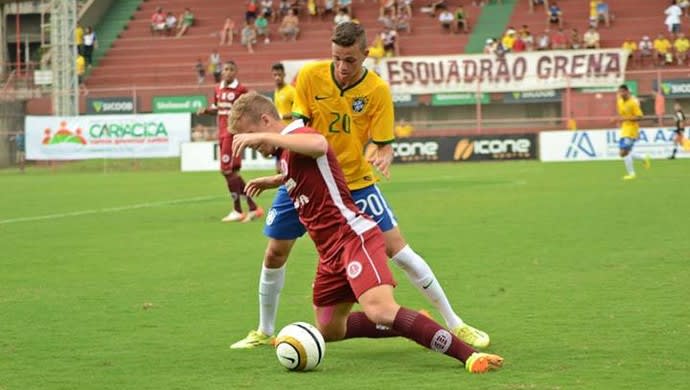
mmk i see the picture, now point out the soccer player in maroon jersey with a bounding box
[197,61,263,222]
[228,92,504,373]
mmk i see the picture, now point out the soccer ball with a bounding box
[275,322,326,371]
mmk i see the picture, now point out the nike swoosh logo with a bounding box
[315,95,330,100]
[422,280,434,289]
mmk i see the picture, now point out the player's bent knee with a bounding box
[263,239,295,268]
[382,228,407,258]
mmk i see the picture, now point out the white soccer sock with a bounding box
[258,264,286,336]
[623,154,635,175]
[631,152,645,160]
[391,245,463,329]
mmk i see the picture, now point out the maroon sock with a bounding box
[344,312,399,339]
[223,174,243,213]
[236,175,257,211]
[392,307,476,364]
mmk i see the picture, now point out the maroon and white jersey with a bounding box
[213,79,248,138]
[279,123,377,262]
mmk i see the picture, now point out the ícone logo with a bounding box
[454,139,474,160]
[347,261,363,279]
[42,121,87,145]
[565,132,596,158]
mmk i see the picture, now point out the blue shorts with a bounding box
[263,184,398,240]
[619,137,636,151]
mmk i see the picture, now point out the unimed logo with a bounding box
[566,132,596,158]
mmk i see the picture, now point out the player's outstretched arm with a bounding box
[233,133,328,159]
[245,175,284,198]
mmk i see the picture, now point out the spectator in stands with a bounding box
[529,0,548,14]
[546,1,563,29]
[321,0,336,20]
[381,25,399,56]
[536,28,551,50]
[512,33,527,52]
[255,13,271,43]
[279,0,291,18]
[395,119,413,138]
[75,23,84,55]
[209,49,222,82]
[176,8,194,38]
[570,28,582,49]
[380,0,396,20]
[334,7,352,25]
[241,20,258,53]
[454,4,469,33]
[247,0,259,22]
[150,7,166,36]
[195,58,205,84]
[262,0,277,22]
[622,37,638,65]
[590,1,611,28]
[680,0,690,17]
[483,38,496,54]
[501,28,517,52]
[165,12,177,36]
[520,25,534,51]
[396,4,412,33]
[674,32,689,64]
[338,0,354,16]
[551,27,567,50]
[638,35,653,66]
[665,0,683,35]
[83,26,97,67]
[438,6,454,33]
[279,8,300,41]
[421,0,447,17]
[654,33,673,66]
[76,53,86,87]
[220,17,236,45]
[583,27,600,49]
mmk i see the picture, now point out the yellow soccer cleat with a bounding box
[623,174,637,181]
[453,323,491,349]
[465,352,504,374]
[643,155,651,170]
[229,330,274,349]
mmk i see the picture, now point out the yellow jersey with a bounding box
[75,26,84,45]
[292,60,394,190]
[617,96,643,139]
[274,83,296,125]
[76,55,86,75]
[674,38,690,53]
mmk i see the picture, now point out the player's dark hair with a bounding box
[618,84,629,91]
[331,22,367,52]
[272,63,285,72]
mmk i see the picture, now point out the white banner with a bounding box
[540,128,689,162]
[283,49,627,94]
[25,114,191,160]
[180,141,276,172]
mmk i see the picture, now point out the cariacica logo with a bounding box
[88,122,169,138]
[42,121,87,145]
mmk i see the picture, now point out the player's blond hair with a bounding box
[331,22,367,52]
[229,92,281,133]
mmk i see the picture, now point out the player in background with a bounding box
[230,22,490,350]
[616,84,651,180]
[197,61,264,222]
[271,62,295,171]
[229,92,503,373]
[669,101,687,159]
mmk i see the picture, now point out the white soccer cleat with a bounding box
[221,210,245,222]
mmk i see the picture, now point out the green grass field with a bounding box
[1,160,689,389]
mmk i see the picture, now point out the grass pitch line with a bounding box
[0,195,222,225]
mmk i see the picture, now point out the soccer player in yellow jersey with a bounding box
[616,84,650,180]
[271,63,295,124]
[231,22,492,352]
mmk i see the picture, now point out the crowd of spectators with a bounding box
[150,6,195,38]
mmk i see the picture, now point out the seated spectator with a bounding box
[665,0,682,35]
[220,17,236,45]
[334,8,351,25]
[674,32,689,65]
[438,6,454,33]
[246,0,259,22]
[520,25,534,51]
[501,28,517,52]
[454,4,469,34]
[529,0,548,14]
[680,0,690,16]
[255,13,271,43]
[165,12,177,36]
[483,38,496,54]
[512,34,527,52]
[261,0,277,22]
[279,9,300,41]
[195,58,205,84]
[209,49,222,82]
[241,20,258,53]
[551,27,568,50]
[396,5,412,33]
[622,37,638,64]
[379,0,396,20]
[338,0,353,16]
[176,8,194,38]
[654,33,673,66]
[369,34,386,61]
[395,119,413,138]
[546,1,563,29]
[321,0,336,20]
[583,27,600,49]
[595,1,611,28]
[536,28,551,50]
[150,7,166,36]
[638,35,653,66]
[381,26,399,56]
[279,0,291,18]
[570,28,582,49]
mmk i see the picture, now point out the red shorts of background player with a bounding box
[219,134,242,172]
[312,228,397,307]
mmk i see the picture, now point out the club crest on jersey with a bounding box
[220,92,236,101]
[352,97,368,113]
[347,261,363,279]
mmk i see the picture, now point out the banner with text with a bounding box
[86,96,136,114]
[25,114,191,160]
[180,141,276,171]
[282,49,626,94]
[540,128,689,162]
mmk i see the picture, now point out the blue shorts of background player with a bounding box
[264,184,398,240]
[619,137,636,151]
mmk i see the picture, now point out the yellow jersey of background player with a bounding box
[292,60,395,191]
